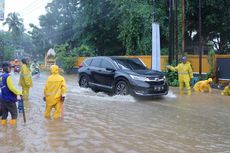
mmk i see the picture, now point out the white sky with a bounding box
[0,0,52,31]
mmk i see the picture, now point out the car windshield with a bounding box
[115,58,148,70]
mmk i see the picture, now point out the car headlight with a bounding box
[130,75,149,82]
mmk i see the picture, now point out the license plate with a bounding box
[154,86,164,91]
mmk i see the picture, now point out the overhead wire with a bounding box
[20,1,48,16]
[18,0,42,14]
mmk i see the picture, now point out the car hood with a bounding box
[124,69,164,78]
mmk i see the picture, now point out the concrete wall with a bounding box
[76,55,230,73]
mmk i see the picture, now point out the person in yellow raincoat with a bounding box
[193,78,213,92]
[167,56,193,95]
[221,83,230,96]
[43,65,66,119]
[19,58,33,101]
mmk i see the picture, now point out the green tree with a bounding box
[113,0,153,55]
[3,12,24,38]
[0,31,15,61]
[55,43,78,73]
[186,0,230,53]
[28,23,50,57]
[31,0,229,58]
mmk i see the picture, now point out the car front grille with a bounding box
[147,81,165,86]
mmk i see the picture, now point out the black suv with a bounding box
[78,57,168,97]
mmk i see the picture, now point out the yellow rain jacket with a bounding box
[193,78,212,92]
[221,86,230,96]
[19,64,33,88]
[19,64,33,101]
[44,65,66,119]
[168,62,193,94]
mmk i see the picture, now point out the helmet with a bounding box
[181,56,187,61]
[14,59,18,62]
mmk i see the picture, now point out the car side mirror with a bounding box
[106,68,115,72]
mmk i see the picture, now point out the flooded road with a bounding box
[0,72,230,153]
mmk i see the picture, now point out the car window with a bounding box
[90,58,101,67]
[100,59,114,69]
[83,58,92,66]
[115,58,147,70]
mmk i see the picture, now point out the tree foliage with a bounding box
[55,43,94,73]
[0,31,14,60]
[3,12,24,35]
[28,0,230,58]
[0,12,36,61]
[186,0,230,53]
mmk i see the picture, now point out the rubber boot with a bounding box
[1,120,7,125]
[9,119,16,125]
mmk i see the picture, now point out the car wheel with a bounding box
[79,75,89,88]
[115,80,129,95]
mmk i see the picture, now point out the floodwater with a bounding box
[0,72,229,153]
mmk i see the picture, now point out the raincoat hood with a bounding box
[208,78,213,83]
[50,65,59,74]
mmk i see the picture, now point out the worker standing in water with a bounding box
[193,78,213,93]
[19,58,33,102]
[43,65,66,119]
[30,60,40,76]
[167,56,194,95]
[0,62,22,125]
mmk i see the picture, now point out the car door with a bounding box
[89,58,102,85]
[97,59,116,89]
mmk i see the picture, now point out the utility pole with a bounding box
[175,0,179,65]
[151,0,161,71]
[199,0,202,78]
[172,0,175,61]
[168,0,174,64]
[181,0,185,54]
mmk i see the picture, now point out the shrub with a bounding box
[165,70,179,87]
[55,44,78,73]
[55,44,94,73]
[77,44,94,57]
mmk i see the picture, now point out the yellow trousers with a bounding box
[44,101,62,119]
[179,81,191,95]
[22,87,30,101]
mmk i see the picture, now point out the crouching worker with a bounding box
[193,78,213,93]
[221,84,230,96]
[0,62,22,125]
[44,65,66,119]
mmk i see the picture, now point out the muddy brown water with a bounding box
[0,72,229,153]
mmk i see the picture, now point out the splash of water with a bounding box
[165,90,177,98]
[69,87,136,103]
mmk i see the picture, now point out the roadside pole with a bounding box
[168,0,174,64]
[199,0,202,79]
[151,0,161,71]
